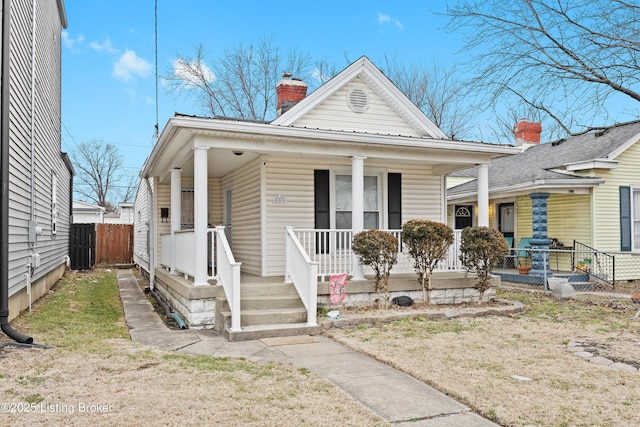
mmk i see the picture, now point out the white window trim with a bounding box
[329,167,387,230]
[632,186,640,252]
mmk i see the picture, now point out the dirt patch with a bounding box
[578,338,640,369]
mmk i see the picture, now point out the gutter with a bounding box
[447,178,604,203]
[0,0,33,344]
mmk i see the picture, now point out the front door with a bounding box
[454,205,473,230]
[498,203,515,238]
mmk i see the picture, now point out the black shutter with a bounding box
[620,186,632,251]
[388,173,402,229]
[314,170,330,253]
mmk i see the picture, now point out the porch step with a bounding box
[219,307,309,328]
[231,296,304,310]
[570,282,595,291]
[215,280,314,340]
[225,323,321,342]
[240,282,300,297]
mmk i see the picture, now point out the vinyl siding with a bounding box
[516,195,533,243]
[264,157,443,276]
[133,178,150,270]
[293,78,422,137]
[589,141,640,251]
[7,0,69,297]
[548,194,592,247]
[155,183,170,264]
[515,194,591,247]
[146,176,221,274]
[221,159,261,275]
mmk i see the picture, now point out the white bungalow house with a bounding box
[135,56,519,339]
[1,1,71,343]
[73,200,105,223]
[104,202,134,224]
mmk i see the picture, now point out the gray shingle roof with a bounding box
[449,121,640,195]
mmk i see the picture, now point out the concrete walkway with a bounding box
[117,269,500,426]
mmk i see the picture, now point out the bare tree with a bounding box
[165,37,313,122]
[444,0,640,136]
[381,55,474,140]
[72,140,127,209]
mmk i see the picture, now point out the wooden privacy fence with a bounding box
[96,223,133,264]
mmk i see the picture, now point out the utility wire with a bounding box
[154,0,159,142]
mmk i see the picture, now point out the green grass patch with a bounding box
[161,353,282,379]
[11,270,129,353]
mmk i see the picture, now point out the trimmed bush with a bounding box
[459,226,509,303]
[352,229,398,309]
[402,219,454,304]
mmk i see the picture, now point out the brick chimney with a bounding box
[276,72,307,116]
[513,118,542,148]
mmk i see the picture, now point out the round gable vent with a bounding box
[347,86,369,113]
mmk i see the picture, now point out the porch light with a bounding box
[233,151,244,156]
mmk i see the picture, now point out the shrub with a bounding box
[352,229,398,309]
[459,227,509,303]
[402,219,454,304]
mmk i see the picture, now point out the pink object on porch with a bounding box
[330,273,348,304]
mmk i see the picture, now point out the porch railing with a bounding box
[573,240,615,286]
[159,227,241,331]
[291,228,463,281]
[284,227,319,326]
[214,226,242,332]
[160,230,195,279]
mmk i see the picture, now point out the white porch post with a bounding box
[477,163,489,227]
[170,168,181,274]
[193,145,210,286]
[351,156,365,280]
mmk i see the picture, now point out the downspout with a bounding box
[0,0,34,344]
[144,177,155,290]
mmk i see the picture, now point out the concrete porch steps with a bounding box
[225,323,320,342]
[216,280,318,341]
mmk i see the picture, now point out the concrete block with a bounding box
[552,282,575,299]
[590,356,614,366]
[547,277,569,290]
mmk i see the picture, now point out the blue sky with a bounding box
[61,1,464,192]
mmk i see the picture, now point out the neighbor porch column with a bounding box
[170,168,181,274]
[477,164,489,227]
[193,145,210,286]
[529,192,552,277]
[351,156,366,280]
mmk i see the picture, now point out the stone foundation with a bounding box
[318,272,500,306]
[153,268,222,329]
[8,263,66,321]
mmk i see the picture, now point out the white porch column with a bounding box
[193,145,210,286]
[170,168,181,274]
[351,156,366,280]
[477,163,489,227]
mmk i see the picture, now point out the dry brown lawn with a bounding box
[0,270,387,427]
[327,287,640,427]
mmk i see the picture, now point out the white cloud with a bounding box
[113,50,152,81]
[62,31,84,50]
[124,87,137,102]
[89,38,119,54]
[311,67,330,85]
[173,58,215,85]
[377,12,404,30]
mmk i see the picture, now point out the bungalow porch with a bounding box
[153,227,499,340]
